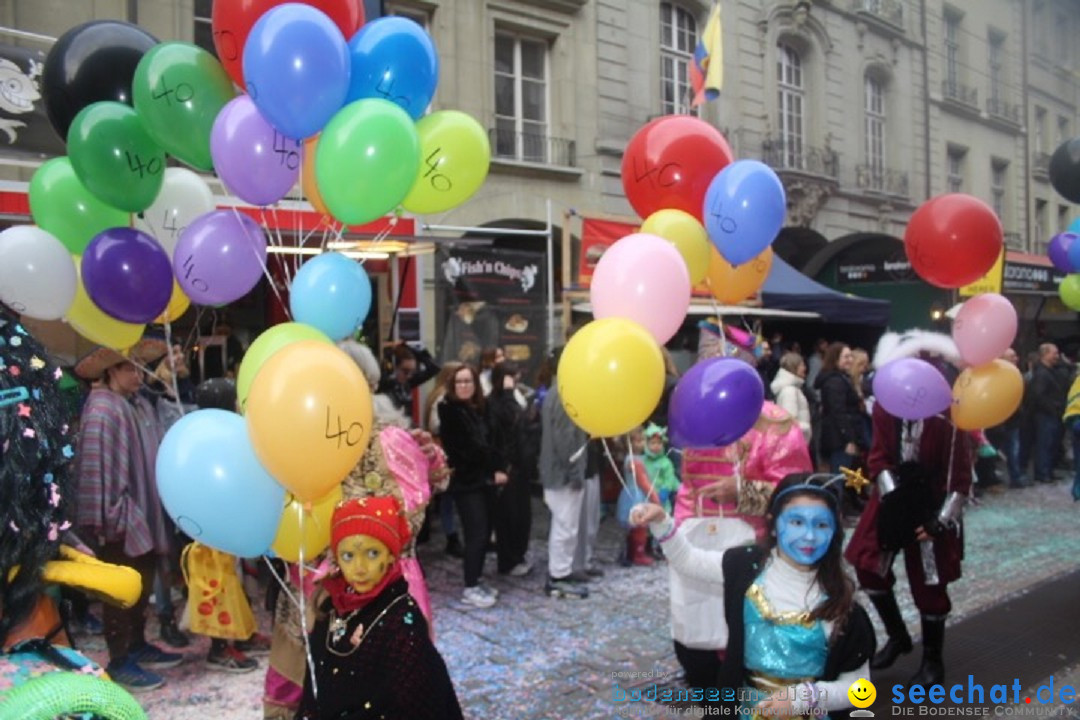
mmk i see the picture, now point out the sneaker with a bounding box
[544,576,589,599]
[585,565,605,578]
[509,561,533,577]
[128,642,183,670]
[234,632,272,657]
[206,644,259,674]
[106,657,164,693]
[158,617,190,649]
[477,582,499,598]
[461,586,496,608]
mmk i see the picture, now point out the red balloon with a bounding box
[903,193,1003,289]
[212,0,364,87]
[621,116,733,221]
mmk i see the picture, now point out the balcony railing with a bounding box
[986,96,1021,125]
[1033,152,1051,180]
[761,140,840,180]
[855,0,904,28]
[855,164,909,197]
[489,128,577,168]
[1003,232,1023,250]
[942,79,979,108]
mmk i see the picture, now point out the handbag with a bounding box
[180,542,256,641]
[668,499,756,650]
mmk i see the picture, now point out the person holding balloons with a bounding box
[844,338,974,689]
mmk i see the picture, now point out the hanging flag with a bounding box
[691,3,724,107]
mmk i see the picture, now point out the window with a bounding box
[1060,205,1070,234]
[386,4,430,28]
[660,3,697,115]
[991,161,1007,221]
[494,33,548,163]
[944,14,960,91]
[194,0,215,56]
[988,33,1004,103]
[946,147,965,193]
[864,75,885,185]
[777,43,804,170]
[1059,116,1071,145]
[1055,12,1070,67]
[1035,199,1047,246]
[1034,107,1047,154]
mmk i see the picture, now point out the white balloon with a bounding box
[0,225,77,320]
[135,167,216,257]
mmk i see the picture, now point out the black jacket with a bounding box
[813,370,866,454]
[1031,363,1069,417]
[438,400,499,492]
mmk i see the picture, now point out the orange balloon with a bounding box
[704,247,773,304]
[154,279,191,324]
[271,485,342,563]
[950,359,1023,430]
[302,135,332,217]
[246,341,373,503]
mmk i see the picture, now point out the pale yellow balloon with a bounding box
[271,486,343,563]
[950,359,1023,430]
[641,209,711,285]
[66,255,145,350]
[703,247,773,305]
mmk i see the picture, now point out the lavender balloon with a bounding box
[210,95,301,206]
[1048,232,1077,273]
[174,210,267,306]
[668,357,764,448]
[872,358,952,421]
[81,227,172,323]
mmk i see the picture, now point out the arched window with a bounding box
[776,43,804,169]
[660,3,697,115]
[864,75,885,188]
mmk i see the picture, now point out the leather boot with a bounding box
[868,590,912,670]
[628,527,654,566]
[909,614,946,687]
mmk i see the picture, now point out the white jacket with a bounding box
[770,368,812,443]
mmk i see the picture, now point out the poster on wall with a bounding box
[0,45,65,157]
[435,246,547,379]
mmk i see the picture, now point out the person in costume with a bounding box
[844,331,973,688]
[296,496,464,720]
[618,427,660,567]
[632,473,875,717]
[642,423,679,513]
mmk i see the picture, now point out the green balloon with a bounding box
[67,101,165,212]
[316,99,420,225]
[134,42,236,172]
[28,157,129,255]
[237,322,333,412]
[1060,274,1080,311]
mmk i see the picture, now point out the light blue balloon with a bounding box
[703,160,786,266]
[156,409,285,557]
[289,252,373,341]
[243,4,351,139]
[1068,217,1080,235]
[345,17,439,120]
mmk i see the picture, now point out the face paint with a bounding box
[335,534,393,593]
[776,501,836,566]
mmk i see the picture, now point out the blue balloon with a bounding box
[703,160,786,266]
[243,4,351,139]
[289,252,372,340]
[1067,234,1080,275]
[156,409,285,557]
[668,358,764,448]
[345,17,439,120]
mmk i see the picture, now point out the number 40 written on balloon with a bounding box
[324,407,365,449]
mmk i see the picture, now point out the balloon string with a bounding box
[297,509,318,700]
[162,320,186,419]
[233,205,291,321]
[262,555,300,618]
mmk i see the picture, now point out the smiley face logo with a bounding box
[848,678,876,708]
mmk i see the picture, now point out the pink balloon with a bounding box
[952,293,1018,366]
[590,232,691,344]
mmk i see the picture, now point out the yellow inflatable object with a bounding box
[41,545,143,609]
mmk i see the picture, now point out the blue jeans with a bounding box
[1034,414,1062,482]
[1001,426,1024,485]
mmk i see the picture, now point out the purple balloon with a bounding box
[1048,232,1077,273]
[669,358,764,448]
[872,358,952,421]
[81,227,172,323]
[174,210,268,306]
[210,95,301,206]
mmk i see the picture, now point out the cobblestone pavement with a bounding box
[71,480,1080,719]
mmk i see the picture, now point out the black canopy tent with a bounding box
[762,255,891,326]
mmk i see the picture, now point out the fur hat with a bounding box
[73,338,169,381]
[337,340,381,391]
[872,329,962,370]
[331,496,411,557]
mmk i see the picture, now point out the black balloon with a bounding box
[41,20,158,140]
[1049,137,1080,204]
[195,378,238,412]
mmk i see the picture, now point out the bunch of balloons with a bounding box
[1047,219,1080,311]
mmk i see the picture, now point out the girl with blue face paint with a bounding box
[631,473,875,718]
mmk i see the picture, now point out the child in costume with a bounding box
[618,427,660,567]
[642,423,679,513]
[632,473,875,717]
[296,496,463,719]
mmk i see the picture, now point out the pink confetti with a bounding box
[22,428,35,439]
[9,366,20,377]
[59,520,71,531]
[8,521,17,532]
[47,523,59,541]
[53,368,63,380]
[17,403,30,418]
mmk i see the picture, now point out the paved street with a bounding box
[72,479,1080,719]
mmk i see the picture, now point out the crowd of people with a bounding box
[3,310,1079,717]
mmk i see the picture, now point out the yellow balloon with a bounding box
[271,486,342,563]
[301,135,333,218]
[950,359,1023,430]
[66,256,145,350]
[401,110,491,215]
[641,209,711,285]
[558,318,664,437]
[246,341,374,503]
[703,246,773,304]
[154,279,191,324]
